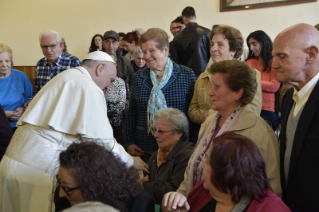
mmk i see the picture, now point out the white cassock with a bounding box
[0,66,133,212]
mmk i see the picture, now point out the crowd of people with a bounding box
[0,5,319,212]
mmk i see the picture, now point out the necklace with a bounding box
[156,75,162,79]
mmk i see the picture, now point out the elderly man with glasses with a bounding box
[27,30,81,104]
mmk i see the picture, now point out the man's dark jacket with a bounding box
[279,81,319,212]
[115,50,134,99]
[169,22,211,75]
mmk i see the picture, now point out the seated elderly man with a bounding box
[0,51,147,212]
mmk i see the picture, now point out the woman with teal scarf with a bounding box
[124,28,197,162]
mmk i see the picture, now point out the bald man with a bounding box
[0,51,147,212]
[272,23,319,211]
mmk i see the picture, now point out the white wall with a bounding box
[0,0,318,65]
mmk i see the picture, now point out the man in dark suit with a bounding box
[272,23,319,211]
[169,6,211,77]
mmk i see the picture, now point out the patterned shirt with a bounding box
[104,77,126,126]
[35,52,81,94]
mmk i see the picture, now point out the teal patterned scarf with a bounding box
[147,58,173,134]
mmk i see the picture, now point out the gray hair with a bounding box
[39,30,62,43]
[62,202,119,212]
[154,108,189,141]
[132,47,143,60]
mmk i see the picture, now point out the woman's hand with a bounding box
[162,192,190,212]
[24,99,32,108]
[5,111,14,119]
[128,144,144,156]
[10,107,24,121]
[133,157,149,173]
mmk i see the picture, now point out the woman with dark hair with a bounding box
[188,25,262,125]
[54,142,154,212]
[89,34,104,52]
[163,132,290,212]
[246,30,280,130]
[122,31,139,60]
[164,60,280,203]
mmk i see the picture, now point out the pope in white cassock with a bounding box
[0,51,148,212]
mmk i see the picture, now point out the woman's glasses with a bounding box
[56,175,80,196]
[152,128,175,135]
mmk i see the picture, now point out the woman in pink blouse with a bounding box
[246,30,280,130]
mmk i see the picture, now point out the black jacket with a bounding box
[280,81,319,211]
[0,104,13,160]
[169,22,211,75]
[143,141,194,204]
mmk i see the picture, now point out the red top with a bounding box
[246,58,280,112]
[187,180,291,212]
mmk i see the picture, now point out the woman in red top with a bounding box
[246,30,280,130]
[162,132,290,212]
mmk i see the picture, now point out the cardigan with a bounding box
[124,60,197,153]
[246,58,280,112]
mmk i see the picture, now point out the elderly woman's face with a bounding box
[154,118,182,151]
[58,166,85,205]
[210,33,236,63]
[208,73,242,113]
[0,52,11,78]
[142,40,168,71]
[134,53,146,68]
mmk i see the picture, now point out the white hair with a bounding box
[132,47,143,60]
[62,202,119,212]
[39,30,62,43]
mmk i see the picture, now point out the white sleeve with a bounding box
[81,137,134,167]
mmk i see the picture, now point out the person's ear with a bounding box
[96,63,105,77]
[164,46,168,56]
[307,46,318,64]
[234,88,244,101]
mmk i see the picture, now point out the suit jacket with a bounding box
[170,22,211,75]
[143,141,194,204]
[124,60,197,153]
[280,81,319,212]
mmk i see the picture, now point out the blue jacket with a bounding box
[124,60,198,153]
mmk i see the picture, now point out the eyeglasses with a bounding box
[41,43,59,50]
[56,175,80,196]
[152,128,175,135]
